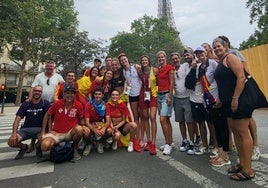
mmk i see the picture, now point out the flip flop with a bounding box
[227,164,243,174]
[230,170,255,181]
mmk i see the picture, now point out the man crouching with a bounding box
[8,85,50,160]
[40,86,84,161]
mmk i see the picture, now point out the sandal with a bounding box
[230,170,255,181]
[210,157,231,167]
[227,164,243,174]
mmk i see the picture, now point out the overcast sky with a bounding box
[74,0,256,49]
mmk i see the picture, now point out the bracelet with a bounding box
[232,96,239,100]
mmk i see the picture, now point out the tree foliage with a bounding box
[0,0,107,105]
[52,31,108,77]
[240,0,268,49]
[109,15,184,65]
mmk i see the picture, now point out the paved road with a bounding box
[0,105,268,188]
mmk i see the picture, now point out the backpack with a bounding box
[185,68,197,90]
[49,141,74,163]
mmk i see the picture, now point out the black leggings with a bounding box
[208,107,229,152]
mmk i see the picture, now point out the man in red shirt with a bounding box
[40,86,84,161]
[53,71,78,102]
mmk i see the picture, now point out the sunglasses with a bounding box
[46,79,50,85]
[175,71,179,78]
[33,90,42,92]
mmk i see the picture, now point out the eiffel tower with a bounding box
[158,0,180,37]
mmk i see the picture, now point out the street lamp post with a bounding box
[1,63,7,114]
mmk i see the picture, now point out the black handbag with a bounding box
[237,71,268,116]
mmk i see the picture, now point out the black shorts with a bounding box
[222,101,253,119]
[129,96,139,102]
[190,101,209,122]
[118,123,127,136]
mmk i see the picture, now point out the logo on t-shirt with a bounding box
[69,109,77,117]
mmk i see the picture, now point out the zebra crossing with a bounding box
[0,115,54,182]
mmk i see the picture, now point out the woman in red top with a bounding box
[157,51,174,155]
[106,89,138,152]
[88,70,113,102]
[138,55,158,155]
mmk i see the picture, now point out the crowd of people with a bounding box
[8,36,262,181]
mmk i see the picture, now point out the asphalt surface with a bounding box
[0,104,268,188]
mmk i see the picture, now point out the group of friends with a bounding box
[8,35,261,181]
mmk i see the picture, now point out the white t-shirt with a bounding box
[32,72,64,103]
[173,63,191,98]
[123,65,142,97]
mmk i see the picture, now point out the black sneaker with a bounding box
[209,137,214,149]
[35,143,43,158]
[187,144,195,155]
[194,136,201,147]
[179,140,189,152]
[15,144,28,160]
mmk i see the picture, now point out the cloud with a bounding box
[74,0,256,48]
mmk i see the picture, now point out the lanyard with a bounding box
[124,65,132,86]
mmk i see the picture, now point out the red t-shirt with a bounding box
[49,99,84,133]
[106,102,131,121]
[84,102,108,123]
[157,64,174,92]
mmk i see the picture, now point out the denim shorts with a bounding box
[18,127,42,141]
[157,92,173,117]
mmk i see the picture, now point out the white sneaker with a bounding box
[78,139,85,150]
[128,141,133,152]
[210,148,218,158]
[106,137,113,144]
[179,140,189,152]
[160,142,175,151]
[112,141,118,150]
[83,144,92,156]
[252,147,261,161]
[97,143,104,154]
[187,144,195,155]
[163,144,172,155]
[73,150,81,161]
[195,147,209,155]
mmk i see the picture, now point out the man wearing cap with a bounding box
[94,58,102,69]
[183,47,202,152]
[170,52,195,155]
[40,86,84,161]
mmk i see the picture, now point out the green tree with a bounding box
[240,0,268,49]
[109,15,183,65]
[0,0,78,105]
[52,31,108,78]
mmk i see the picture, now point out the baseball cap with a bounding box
[194,47,205,53]
[183,47,194,54]
[94,58,102,63]
[64,86,76,93]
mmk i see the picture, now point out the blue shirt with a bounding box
[16,99,51,128]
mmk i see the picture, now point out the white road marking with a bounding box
[261,153,268,159]
[0,130,12,134]
[156,151,222,188]
[0,162,54,181]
